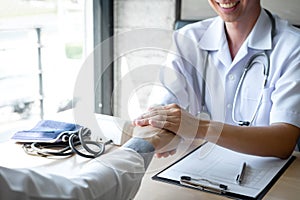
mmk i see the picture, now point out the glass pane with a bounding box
[0,0,87,141]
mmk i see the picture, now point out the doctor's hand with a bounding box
[133,103,201,140]
[132,125,182,158]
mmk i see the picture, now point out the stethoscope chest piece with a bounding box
[197,112,211,120]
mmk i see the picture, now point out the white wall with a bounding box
[113,0,176,119]
[181,0,216,19]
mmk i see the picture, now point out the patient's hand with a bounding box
[132,125,182,158]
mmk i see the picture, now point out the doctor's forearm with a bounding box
[198,120,299,159]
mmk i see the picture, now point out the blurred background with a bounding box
[0,0,87,138]
[0,0,299,142]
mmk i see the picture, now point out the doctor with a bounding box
[134,0,300,159]
[0,125,181,200]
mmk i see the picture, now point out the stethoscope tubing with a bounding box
[231,52,269,126]
[197,9,275,126]
[22,128,112,158]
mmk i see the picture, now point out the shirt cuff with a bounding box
[122,138,155,169]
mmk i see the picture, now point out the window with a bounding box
[93,0,113,115]
[0,0,93,138]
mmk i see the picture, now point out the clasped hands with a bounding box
[132,103,200,158]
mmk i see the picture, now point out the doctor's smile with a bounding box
[211,0,241,14]
[219,2,239,9]
[217,1,240,9]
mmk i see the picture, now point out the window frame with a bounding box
[93,0,114,115]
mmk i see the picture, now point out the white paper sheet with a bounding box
[156,142,293,198]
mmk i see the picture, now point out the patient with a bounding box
[0,125,181,200]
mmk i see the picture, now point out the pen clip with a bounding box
[180,177,227,194]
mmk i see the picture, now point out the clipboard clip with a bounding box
[180,176,228,194]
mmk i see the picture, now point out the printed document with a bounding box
[156,142,293,198]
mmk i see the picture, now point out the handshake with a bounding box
[97,104,197,158]
[130,125,182,158]
[102,117,182,158]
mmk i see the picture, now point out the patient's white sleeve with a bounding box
[0,138,154,200]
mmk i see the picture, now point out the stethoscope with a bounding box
[23,127,113,158]
[197,9,275,126]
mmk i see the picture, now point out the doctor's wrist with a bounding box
[197,119,211,139]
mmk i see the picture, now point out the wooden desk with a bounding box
[0,140,116,178]
[0,135,299,200]
[134,140,300,200]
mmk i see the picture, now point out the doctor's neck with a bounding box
[224,6,261,59]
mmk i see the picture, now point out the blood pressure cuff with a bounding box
[11,120,82,143]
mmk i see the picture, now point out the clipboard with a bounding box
[152,142,295,200]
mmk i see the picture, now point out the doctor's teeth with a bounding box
[219,2,238,8]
